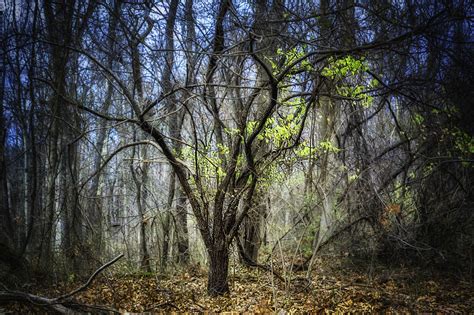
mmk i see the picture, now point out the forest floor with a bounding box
[3,256,473,313]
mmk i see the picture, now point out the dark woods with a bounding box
[0,0,472,305]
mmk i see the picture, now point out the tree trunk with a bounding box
[207,241,230,296]
[236,0,283,264]
[161,169,175,270]
[0,8,13,250]
[130,135,152,273]
[138,146,151,272]
[62,140,84,276]
[175,188,189,264]
[240,195,265,263]
[40,0,75,277]
[161,0,186,268]
[21,24,39,257]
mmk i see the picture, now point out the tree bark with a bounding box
[207,241,230,296]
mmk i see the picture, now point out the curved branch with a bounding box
[0,254,124,314]
[54,254,124,302]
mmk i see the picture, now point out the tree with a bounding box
[2,0,472,298]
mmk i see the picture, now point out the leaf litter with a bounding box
[3,257,473,313]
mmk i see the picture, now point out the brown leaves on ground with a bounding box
[3,259,474,313]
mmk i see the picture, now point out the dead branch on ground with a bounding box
[0,254,124,314]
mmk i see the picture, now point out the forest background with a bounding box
[0,0,473,312]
